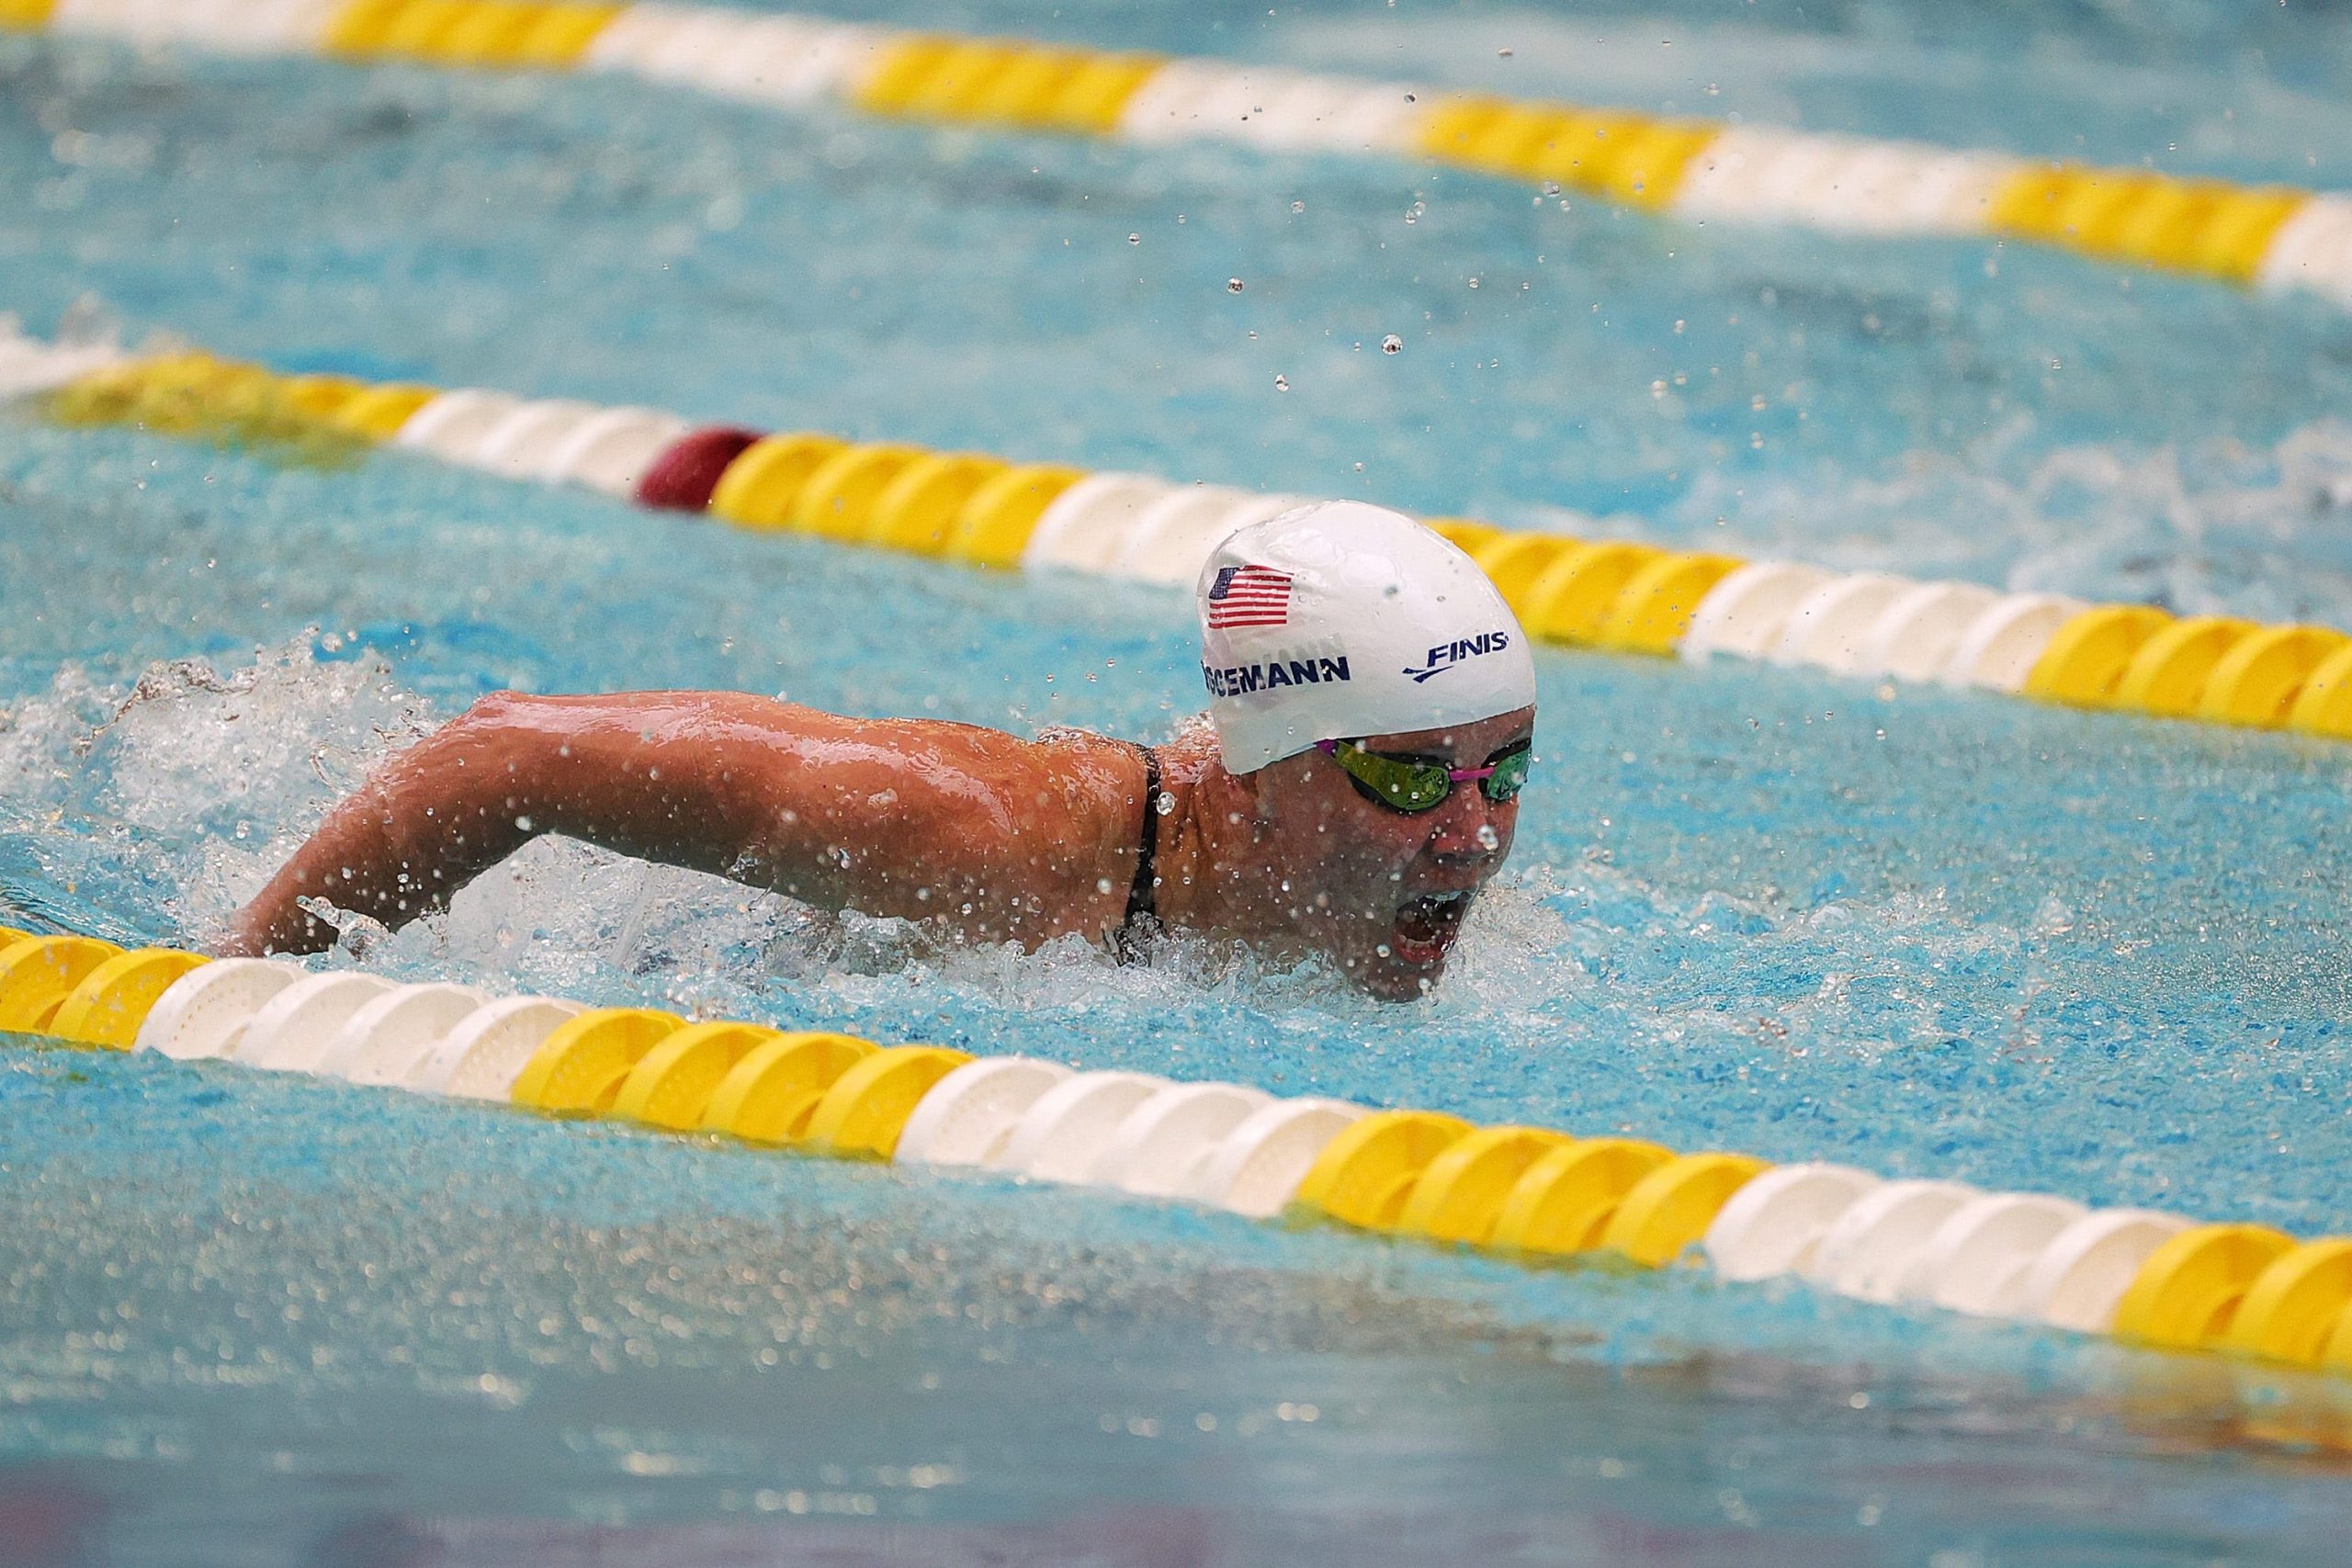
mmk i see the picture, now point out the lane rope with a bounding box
[11,927,2352,1378]
[7,324,2349,747]
[5,2,2348,307]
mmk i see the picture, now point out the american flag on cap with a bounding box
[1205,564,1293,628]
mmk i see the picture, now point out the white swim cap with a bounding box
[1197,502,1537,773]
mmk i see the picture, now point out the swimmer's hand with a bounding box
[225,690,1148,956]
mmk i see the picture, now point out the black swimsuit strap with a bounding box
[1116,744,1159,961]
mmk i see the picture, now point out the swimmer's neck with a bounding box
[1139,729,1307,955]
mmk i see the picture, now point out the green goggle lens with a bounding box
[1324,739,1532,814]
[1484,745,1532,802]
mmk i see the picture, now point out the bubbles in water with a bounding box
[1475,824,1500,851]
[1381,335,1403,355]
[0,637,438,942]
[1273,375,1290,392]
[1126,233,1140,244]
[1227,278,1244,293]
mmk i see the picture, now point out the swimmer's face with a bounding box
[1250,705,1534,1001]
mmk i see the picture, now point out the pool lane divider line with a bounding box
[8,1,2351,310]
[8,929,2351,1375]
[13,328,2352,747]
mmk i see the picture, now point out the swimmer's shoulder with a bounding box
[1024,725,1153,806]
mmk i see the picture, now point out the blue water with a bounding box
[5,3,2352,1562]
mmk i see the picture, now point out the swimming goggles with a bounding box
[1315,737,1533,815]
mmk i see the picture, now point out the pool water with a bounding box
[6,2,2352,1562]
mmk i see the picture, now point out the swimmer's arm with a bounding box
[223,691,1137,955]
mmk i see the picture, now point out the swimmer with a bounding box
[226,503,1537,999]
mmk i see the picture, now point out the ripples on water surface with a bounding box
[6,0,2352,1561]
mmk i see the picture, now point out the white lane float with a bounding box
[1679,561,1834,664]
[1112,489,1305,587]
[1108,486,1256,584]
[1802,1179,1980,1303]
[1319,82,1426,155]
[1088,1081,1275,1197]
[1851,581,2001,682]
[89,0,345,52]
[1179,1096,1366,1217]
[1769,573,1913,673]
[2256,197,2352,310]
[411,996,585,1099]
[1021,474,1179,573]
[689,17,875,105]
[1116,59,1256,145]
[608,4,782,84]
[1702,1162,1883,1282]
[2009,1208,2193,1332]
[1900,1191,2089,1315]
[1747,139,1853,220]
[990,1070,1172,1183]
[1797,144,1932,235]
[316,983,493,1086]
[894,1055,1074,1168]
[537,406,690,495]
[1238,77,1380,153]
[233,973,396,1071]
[0,325,126,398]
[392,389,526,463]
[470,400,603,479]
[131,957,303,1060]
[738,23,885,107]
[1941,592,2088,692]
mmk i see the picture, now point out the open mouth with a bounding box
[1390,891,1472,966]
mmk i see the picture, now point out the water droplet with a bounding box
[1127,232,1140,244]
[1475,824,1499,851]
[1381,334,1402,354]
[1273,375,1289,391]
[1290,199,1305,213]
[1154,791,1175,816]
[1227,277,1245,293]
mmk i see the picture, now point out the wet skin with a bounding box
[226,692,1534,1000]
